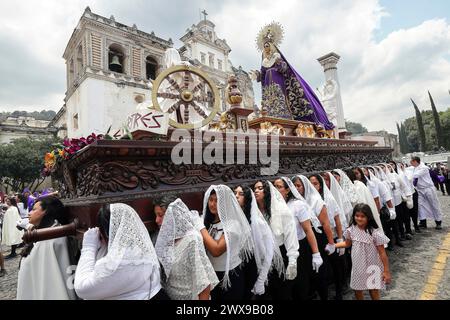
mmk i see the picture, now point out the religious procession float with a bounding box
[26,23,392,245]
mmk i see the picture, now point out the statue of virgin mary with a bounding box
[250,22,334,131]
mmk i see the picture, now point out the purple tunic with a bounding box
[260,48,335,130]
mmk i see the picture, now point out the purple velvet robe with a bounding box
[260,48,335,130]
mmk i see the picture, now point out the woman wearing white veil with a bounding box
[253,180,299,300]
[324,172,352,229]
[74,203,163,300]
[273,177,323,300]
[155,198,219,300]
[309,174,346,300]
[291,175,335,300]
[234,185,284,298]
[381,163,408,244]
[388,161,414,240]
[200,185,254,300]
[345,168,383,232]
[332,169,358,208]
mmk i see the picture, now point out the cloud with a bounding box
[0,0,449,134]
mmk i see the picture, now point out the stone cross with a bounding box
[201,10,208,22]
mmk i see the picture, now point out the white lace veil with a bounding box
[326,172,352,227]
[334,169,359,205]
[267,181,294,239]
[96,203,159,278]
[249,190,284,279]
[155,198,197,279]
[281,176,321,233]
[293,175,326,218]
[203,185,254,289]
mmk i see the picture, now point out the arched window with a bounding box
[108,44,125,73]
[146,56,158,80]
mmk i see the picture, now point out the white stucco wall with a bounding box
[66,77,151,138]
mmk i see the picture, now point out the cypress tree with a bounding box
[401,122,409,153]
[428,91,444,148]
[411,99,427,152]
[396,122,405,154]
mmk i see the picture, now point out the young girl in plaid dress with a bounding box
[335,203,391,300]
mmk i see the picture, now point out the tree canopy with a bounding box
[0,137,61,193]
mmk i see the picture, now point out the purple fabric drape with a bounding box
[277,48,334,130]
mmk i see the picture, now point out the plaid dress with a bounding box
[344,225,390,290]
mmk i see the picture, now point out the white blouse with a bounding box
[74,245,161,300]
[287,199,311,241]
[165,232,219,300]
[207,221,242,272]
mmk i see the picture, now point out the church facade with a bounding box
[54,7,255,138]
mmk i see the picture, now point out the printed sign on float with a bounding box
[126,110,169,135]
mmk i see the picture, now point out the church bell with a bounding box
[109,55,122,73]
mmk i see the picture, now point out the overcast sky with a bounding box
[0,0,449,133]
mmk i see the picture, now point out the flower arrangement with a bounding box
[42,132,104,177]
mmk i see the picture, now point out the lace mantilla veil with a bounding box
[334,169,359,205]
[249,190,284,279]
[203,185,254,289]
[155,198,198,279]
[95,203,159,279]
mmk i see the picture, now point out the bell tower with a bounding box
[62,7,173,138]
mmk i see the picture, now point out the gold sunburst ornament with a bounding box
[256,21,284,51]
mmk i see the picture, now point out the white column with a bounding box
[317,52,345,131]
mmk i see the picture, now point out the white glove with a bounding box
[389,207,397,220]
[325,243,336,255]
[285,259,297,280]
[251,278,265,296]
[336,238,345,256]
[401,195,408,202]
[16,218,33,231]
[82,228,101,251]
[191,211,205,231]
[406,196,413,209]
[312,252,323,273]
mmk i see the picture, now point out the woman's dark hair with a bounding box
[351,203,379,235]
[8,196,18,209]
[253,180,272,222]
[37,196,68,229]
[18,193,27,210]
[234,185,253,224]
[97,204,111,241]
[274,178,294,203]
[204,190,217,230]
[389,161,398,173]
[308,174,324,200]
[354,167,368,185]
[411,156,421,164]
[331,170,341,178]
[153,195,177,210]
[291,176,305,196]
[345,169,357,183]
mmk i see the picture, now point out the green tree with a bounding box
[0,137,61,193]
[411,99,427,152]
[428,91,444,148]
[345,121,368,135]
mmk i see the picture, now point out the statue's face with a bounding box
[264,43,271,55]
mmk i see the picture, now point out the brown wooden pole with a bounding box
[22,219,79,244]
